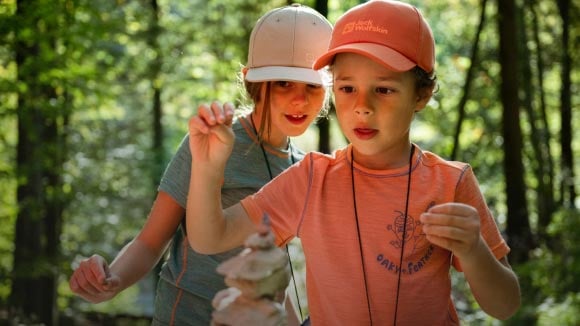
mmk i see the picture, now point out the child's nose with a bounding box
[292,87,308,104]
[354,94,372,115]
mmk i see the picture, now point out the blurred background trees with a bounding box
[0,0,577,324]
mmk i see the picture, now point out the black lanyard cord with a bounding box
[251,115,304,323]
[351,150,374,325]
[352,144,415,326]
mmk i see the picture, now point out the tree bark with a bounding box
[450,0,488,161]
[496,0,534,264]
[315,0,332,154]
[528,0,556,235]
[149,0,166,292]
[10,1,67,324]
[556,0,575,208]
[519,0,555,240]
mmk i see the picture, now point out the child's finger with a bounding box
[196,103,218,125]
[209,101,227,123]
[208,123,235,144]
[87,255,110,285]
[223,102,235,126]
[189,115,211,134]
[427,202,476,216]
[72,267,102,296]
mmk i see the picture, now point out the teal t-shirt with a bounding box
[153,114,304,325]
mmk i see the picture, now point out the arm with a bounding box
[69,191,183,303]
[186,102,256,254]
[285,294,301,326]
[420,203,520,320]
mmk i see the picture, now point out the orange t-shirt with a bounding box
[241,144,510,325]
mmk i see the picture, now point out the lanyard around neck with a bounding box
[250,115,302,321]
[351,145,416,326]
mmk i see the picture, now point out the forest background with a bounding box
[0,0,578,325]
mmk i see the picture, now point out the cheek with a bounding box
[333,96,353,115]
[309,93,326,108]
[334,105,353,129]
[268,97,284,114]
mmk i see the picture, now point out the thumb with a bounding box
[101,263,122,290]
[104,274,121,290]
[100,262,115,286]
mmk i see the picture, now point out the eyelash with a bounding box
[274,81,322,90]
[337,86,394,95]
[376,87,393,95]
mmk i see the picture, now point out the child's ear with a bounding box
[414,86,435,112]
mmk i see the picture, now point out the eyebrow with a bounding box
[334,75,403,83]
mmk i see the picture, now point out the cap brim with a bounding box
[245,66,323,85]
[313,43,416,72]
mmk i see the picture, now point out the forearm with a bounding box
[109,238,167,292]
[460,240,520,319]
[186,103,251,253]
[186,163,229,253]
[285,294,301,326]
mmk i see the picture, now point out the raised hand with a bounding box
[419,203,482,260]
[69,254,121,303]
[188,101,235,167]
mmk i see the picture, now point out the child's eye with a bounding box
[338,86,355,93]
[376,87,393,95]
[274,81,292,87]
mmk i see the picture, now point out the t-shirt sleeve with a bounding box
[452,165,510,271]
[158,134,191,208]
[240,153,314,247]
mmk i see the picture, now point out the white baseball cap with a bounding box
[245,4,333,85]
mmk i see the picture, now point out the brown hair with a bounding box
[412,66,438,100]
[243,80,273,142]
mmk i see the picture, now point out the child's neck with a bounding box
[352,143,414,170]
[263,133,289,150]
[250,113,289,150]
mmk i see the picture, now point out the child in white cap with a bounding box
[69,4,332,325]
[187,0,521,325]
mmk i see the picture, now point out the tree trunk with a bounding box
[148,0,165,180]
[496,0,534,264]
[10,1,67,324]
[314,0,332,154]
[519,0,555,241]
[556,0,575,208]
[450,0,488,161]
[527,0,556,236]
[149,0,165,293]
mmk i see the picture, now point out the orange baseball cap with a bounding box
[313,0,434,73]
[245,4,333,85]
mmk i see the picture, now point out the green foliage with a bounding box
[536,292,580,326]
[529,208,580,298]
[512,208,580,324]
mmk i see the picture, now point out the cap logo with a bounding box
[342,20,389,36]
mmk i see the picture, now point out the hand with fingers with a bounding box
[69,254,121,303]
[419,203,483,260]
[188,101,236,168]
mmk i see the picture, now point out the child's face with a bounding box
[260,81,326,140]
[332,53,430,167]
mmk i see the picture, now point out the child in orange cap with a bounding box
[186,1,521,325]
